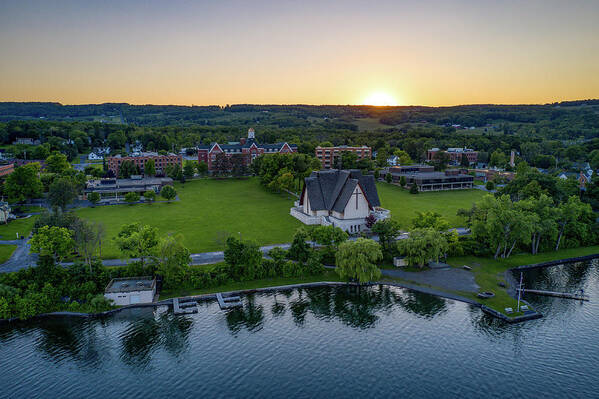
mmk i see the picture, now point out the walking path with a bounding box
[0,238,38,273]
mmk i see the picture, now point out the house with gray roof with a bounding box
[290,169,390,233]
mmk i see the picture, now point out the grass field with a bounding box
[376,182,486,229]
[76,178,302,258]
[0,244,17,264]
[0,216,38,240]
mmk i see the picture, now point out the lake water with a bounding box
[1,260,598,398]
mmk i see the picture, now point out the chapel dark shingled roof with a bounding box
[301,169,380,212]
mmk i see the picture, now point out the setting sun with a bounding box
[362,91,399,106]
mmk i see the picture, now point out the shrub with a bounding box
[486,181,495,191]
[144,190,156,203]
[409,184,419,194]
[88,192,101,207]
[399,175,406,187]
[161,185,177,202]
[385,173,392,183]
[124,192,140,205]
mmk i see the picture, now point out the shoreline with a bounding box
[1,253,597,325]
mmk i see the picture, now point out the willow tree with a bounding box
[397,228,448,267]
[335,238,382,284]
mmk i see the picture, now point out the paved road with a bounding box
[0,238,38,273]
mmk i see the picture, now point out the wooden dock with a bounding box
[173,297,198,314]
[216,293,243,309]
[519,289,589,301]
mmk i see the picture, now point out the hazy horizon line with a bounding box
[2,98,598,108]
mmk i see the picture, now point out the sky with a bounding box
[0,0,598,106]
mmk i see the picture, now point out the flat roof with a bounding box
[411,172,473,180]
[105,277,155,293]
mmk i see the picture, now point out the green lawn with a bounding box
[376,182,486,229]
[0,216,38,240]
[445,246,599,316]
[160,269,343,299]
[0,244,17,264]
[75,178,302,258]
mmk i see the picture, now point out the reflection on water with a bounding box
[0,260,597,398]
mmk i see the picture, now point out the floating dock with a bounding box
[173,297,198,314]
[216,293,243,309]
[519,289,589,301]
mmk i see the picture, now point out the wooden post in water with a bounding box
[517,272,523,312]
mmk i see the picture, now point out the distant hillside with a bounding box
[1,100,598,129]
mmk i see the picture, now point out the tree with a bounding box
[554,196,593,251]
[183,160,196,179]
[88,192,100,207]
[432,151,450,170]
[340,151,358,169]
[485,181,495,191]
[460,153,470,167]
[144,158,156,177]
[197,161,208,176]
[371,219,401,259]
[167,163,183,180]
[335,238,382,284]
[309,225,348,263]
[365,214,377,229]
[411,211,449,231]
[114,223,159,267]
[45,152,70,174]
[385,172,392,183]
[399,175,406,187]
[397,228,448,267]
[124,192,140,205]
[155,235,191,289]
[30,225,73,263]
[471,195,534,259]
[230,154,249,177]
[118,160,139,178]
[489,149,508,168]
[516,194,557,254]
[213,153,231,176]
[393,149,413,165]
[161,185,177,202]
[71,219,103,271]
[144,190,156,203]
[409,184,419,194]
[287,228,311,262]
[223,236,262,281]
[48,177,78,211]
[4,163,43,203]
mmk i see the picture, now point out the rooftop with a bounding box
[105,277,155,293]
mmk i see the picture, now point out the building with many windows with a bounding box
[315,145,371,169]
[197,128,297,171]
[105,152,182,176]
[427,147,478,165]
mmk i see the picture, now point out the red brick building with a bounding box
[106,152,182,176]
[198,128,297,171]
[427,147,478,165]
[315,145,371,169]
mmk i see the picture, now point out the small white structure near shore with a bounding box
[104,277,156,306]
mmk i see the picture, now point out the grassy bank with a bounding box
[160,269,343,300]
[445,246,599,316]
[0,216,38,240]
[76,178,301,258]
[0,245,17,264]
[376,182,485,229]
